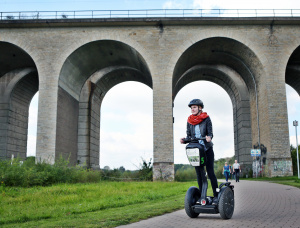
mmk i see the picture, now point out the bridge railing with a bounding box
[1,9,300,20]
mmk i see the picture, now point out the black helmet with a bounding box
[188,99,204,108]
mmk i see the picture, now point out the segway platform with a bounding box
[193,204,218,214]
[184,137,235,219]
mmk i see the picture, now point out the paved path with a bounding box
[118,180,300,228]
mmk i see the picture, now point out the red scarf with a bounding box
[187,112,209,125]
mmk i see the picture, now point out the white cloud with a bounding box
[163,0,192,9]
[100,129,152,170]
[286,85,300,116]
[290,135,300,148]
[26,92,38,157]
[192,0,218,9]
[163,1,180,9]
[27,93,38,136]
[192,0,300,9]
[100,82,153,170]
[26,135,37,157]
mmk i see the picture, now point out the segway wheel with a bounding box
[184,187,201,218]
[218,187,234,219]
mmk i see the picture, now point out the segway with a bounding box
[183,137,234,219]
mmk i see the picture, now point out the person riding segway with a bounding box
[180,99,234,219]
[180,99,219,204]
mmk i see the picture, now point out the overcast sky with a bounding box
[4,0,299,170]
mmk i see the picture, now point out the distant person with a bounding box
[229,164,233,180]
[223,162,230,182]
[233,160,241,182]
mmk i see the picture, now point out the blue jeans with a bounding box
[224,172,230,182]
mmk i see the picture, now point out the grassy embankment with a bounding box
[243,175,300,188]
[0,181,213,228]
[1,157,299,227]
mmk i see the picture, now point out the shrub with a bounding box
[290,145,300,176]
[100,158,152,181]
[138,158,153,181]
[0,156,102,187]
[175,166,196,181]
[174,156,236,182]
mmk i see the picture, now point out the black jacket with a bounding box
[186,116,214,150]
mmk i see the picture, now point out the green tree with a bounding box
[119,166,125,172]
[138,158,152,181]
[290,145,300,176]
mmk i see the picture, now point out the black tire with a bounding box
[218,187,234,219]
[184,187,201,218]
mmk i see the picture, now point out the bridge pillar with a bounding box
[78,81,102,169]
[152,77,174,181]
[35,67,59,165]
[257,59,293,177]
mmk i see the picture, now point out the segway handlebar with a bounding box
[182,137,206,144]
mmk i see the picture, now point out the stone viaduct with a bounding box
[0,17,299,179]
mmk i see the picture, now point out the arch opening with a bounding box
[285,45,300,175]
[58,40,152,168]
[0,41,39,161]
[172,37,265,174]
[100,81,153,171]
[285,84,300,176]
[286,84,300,145]
[174,81,234,165]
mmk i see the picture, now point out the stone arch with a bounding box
[172,37,266,171]
[57,40,152,167]
[0,41,38,160]
[54,34,155,81]
[166,31,268,84]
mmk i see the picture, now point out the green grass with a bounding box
[271,180,300,188]
[242,176,300,188]
[0,181,213,227]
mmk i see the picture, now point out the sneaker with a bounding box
[212,197,218,205]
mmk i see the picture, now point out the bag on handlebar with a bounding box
[186,143,207,167]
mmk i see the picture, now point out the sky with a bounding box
[3,0,299,170]
[1,0,300,11]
